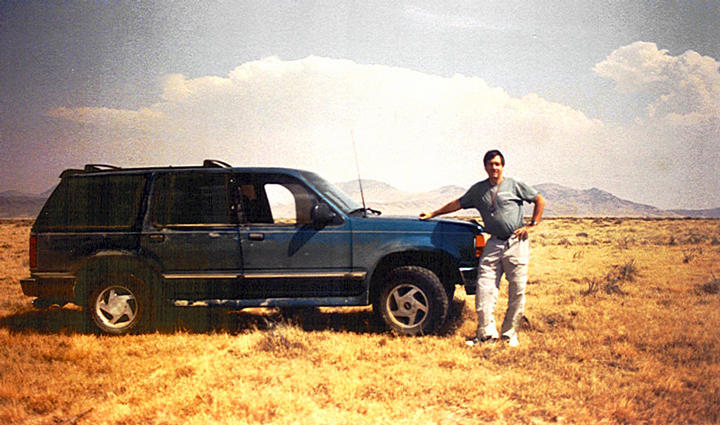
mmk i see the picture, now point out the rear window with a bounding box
[35,174,147,231]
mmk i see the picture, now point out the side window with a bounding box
[35,174,146,231]
[238,176,320,226]
[152,173,234,226]
[265,184,296,225]
[237,183,273,224]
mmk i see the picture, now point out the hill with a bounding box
[530,183,676,217]
[337,180,699,217]
[668,207,720,218]
[0,191,46,218]
[2,181,718,218]
[336,180,466,216]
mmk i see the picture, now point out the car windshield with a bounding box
[299,171,362,214]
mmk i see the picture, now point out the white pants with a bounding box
[475,235,530,340]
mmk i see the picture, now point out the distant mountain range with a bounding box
[0,191,48,218]
[336,180,720,218]
[528,183,674,217]
[666,207,720,218]
[1,182,718,219]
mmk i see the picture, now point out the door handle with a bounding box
[149,234,166,243]
[248,233,265,241]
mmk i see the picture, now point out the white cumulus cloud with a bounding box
[46,106,164,130]
[594,41,720,122]
[43,52,719,208]
[594,42,720,208]
[45,56,603,191]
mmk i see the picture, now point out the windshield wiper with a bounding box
[349,207,382,217]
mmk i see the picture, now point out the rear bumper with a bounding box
[459,266,478,295]
[20,274,76,300]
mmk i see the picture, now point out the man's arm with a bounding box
[419,199,462,220]
[513,194,546,240]
[530,193,545,224]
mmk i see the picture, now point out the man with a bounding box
[420,150,545,347]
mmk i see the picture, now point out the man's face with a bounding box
[484,155,504,182]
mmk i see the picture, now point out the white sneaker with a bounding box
[502,333,519,347]
[465,336,498,347]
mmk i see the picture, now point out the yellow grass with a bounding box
[1,218,719,424]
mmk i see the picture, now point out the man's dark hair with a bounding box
[483,150,505,166]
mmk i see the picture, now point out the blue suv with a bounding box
[21,160,484,335]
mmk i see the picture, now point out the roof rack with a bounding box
[58,161,232,178]
[203,159,232,168]
[84,164,121,172]
[59,169,85,178]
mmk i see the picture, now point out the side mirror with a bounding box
[311,203,336,227]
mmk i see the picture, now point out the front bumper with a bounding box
[20,274,76,300]
[459,267,478,295]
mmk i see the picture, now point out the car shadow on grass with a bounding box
[0,297,468,336]
[166,306,387,335]
[0,305,88,334]
[165,297,468,336]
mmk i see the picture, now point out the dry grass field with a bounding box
[1,217,719,424]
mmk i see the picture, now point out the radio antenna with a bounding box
[351,130,367,217]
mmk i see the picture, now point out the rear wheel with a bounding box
[87,273,151,335]
[374,266,449,336]
[445,284,456,301]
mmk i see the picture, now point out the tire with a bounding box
[445,284,456,301]
[87,273,151,335]
[374,266,449,336]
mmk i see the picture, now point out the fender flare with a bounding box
[73,250,162,306]
[367,248,461,304]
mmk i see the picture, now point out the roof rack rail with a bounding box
[84,164,121,172]
[59,169,85,178]
[203,159,232,168]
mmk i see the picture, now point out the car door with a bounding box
[142,171,243,301]
[236,172,360,299]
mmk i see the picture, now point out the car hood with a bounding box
[349,214,483,233]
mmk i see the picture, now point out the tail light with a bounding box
[29,234,37,268]
[474,234,485,258]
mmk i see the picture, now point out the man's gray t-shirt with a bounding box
[459,178,538,240]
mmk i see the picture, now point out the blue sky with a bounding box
[1,1,719,209]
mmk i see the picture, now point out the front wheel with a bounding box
[87,274,151,335]
[374,266,449,336]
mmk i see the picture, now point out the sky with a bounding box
[1,1,719,209]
